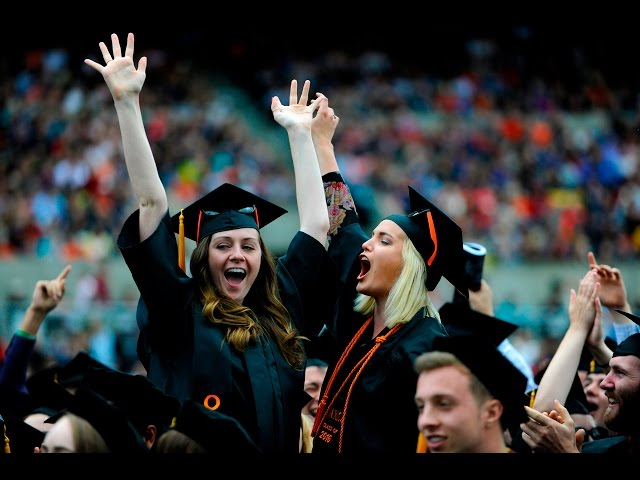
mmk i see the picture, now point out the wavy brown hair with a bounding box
[190,234,306,369]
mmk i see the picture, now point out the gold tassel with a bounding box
[178,210,186,272]
[3,423,10,454]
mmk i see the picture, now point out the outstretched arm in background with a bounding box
[0,265,72,395]
[84,33,166,242]
[533,269,600,412]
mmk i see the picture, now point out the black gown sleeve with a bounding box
[117,210,194,344]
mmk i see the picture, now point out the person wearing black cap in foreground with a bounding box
[79,366,180,450]
[414,335,528,453]
[85,33,337,454]
[309,98,466,454]
[37,386,147,453]
[155,399,260,454]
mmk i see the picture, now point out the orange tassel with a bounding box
[416,432,428,453]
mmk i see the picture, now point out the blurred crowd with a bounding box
[2,30,640,371]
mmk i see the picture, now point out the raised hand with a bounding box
[271,79,321,131]
[521,400,582,453]
[311,93,339,145]
[84,33,147,101]
[31,265,72,314]
[587,251,629,310]
[568,269,600,332]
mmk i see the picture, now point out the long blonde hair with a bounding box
[354,237,440,328]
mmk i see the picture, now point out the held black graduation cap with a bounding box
[170,183,287,244]
[432,334,528,430]
[438,301,518,347]
[169,399,261,453]
[80,367,180,435]
[385,186,467,297]
[613,309,640,358]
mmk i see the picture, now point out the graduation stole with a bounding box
[312,316,403,452]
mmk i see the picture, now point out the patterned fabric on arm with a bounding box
[323,172,359,243]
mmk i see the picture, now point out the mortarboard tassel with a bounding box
[416,432,428,453]
[178,210,186,272]
[590,358,596,375]
[425,211,437,267]
[529,389,536,408]
[3,422,10,454]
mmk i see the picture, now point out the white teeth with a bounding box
[227,268,246,274]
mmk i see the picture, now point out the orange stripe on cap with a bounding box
[196,210,203,244]
[426,210,437,266]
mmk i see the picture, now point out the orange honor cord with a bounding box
[425,211,438,266]
[312,318,403,453]
[178,209,186,272]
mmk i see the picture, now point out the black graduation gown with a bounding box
[118,210,337,454]
[581,435,632,453]
[313,221,448,454]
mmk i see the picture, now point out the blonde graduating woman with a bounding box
[309,97,468,454]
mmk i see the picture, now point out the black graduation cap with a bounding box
[0,411,45,454]
[611,309,640,358]
[439,301,518,347]
[170,183,287,243]
[26,352,108,413]
[58,386,148,453]
[431,334,528,431]
[385,186,467,297]
[168,399,260,453]
[80,367,180,436]
[57,352,110,387]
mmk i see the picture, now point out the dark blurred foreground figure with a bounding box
[38,386,148,453]
[155,399,260,454]
[80,366,180,450]
[84,32,337,454]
